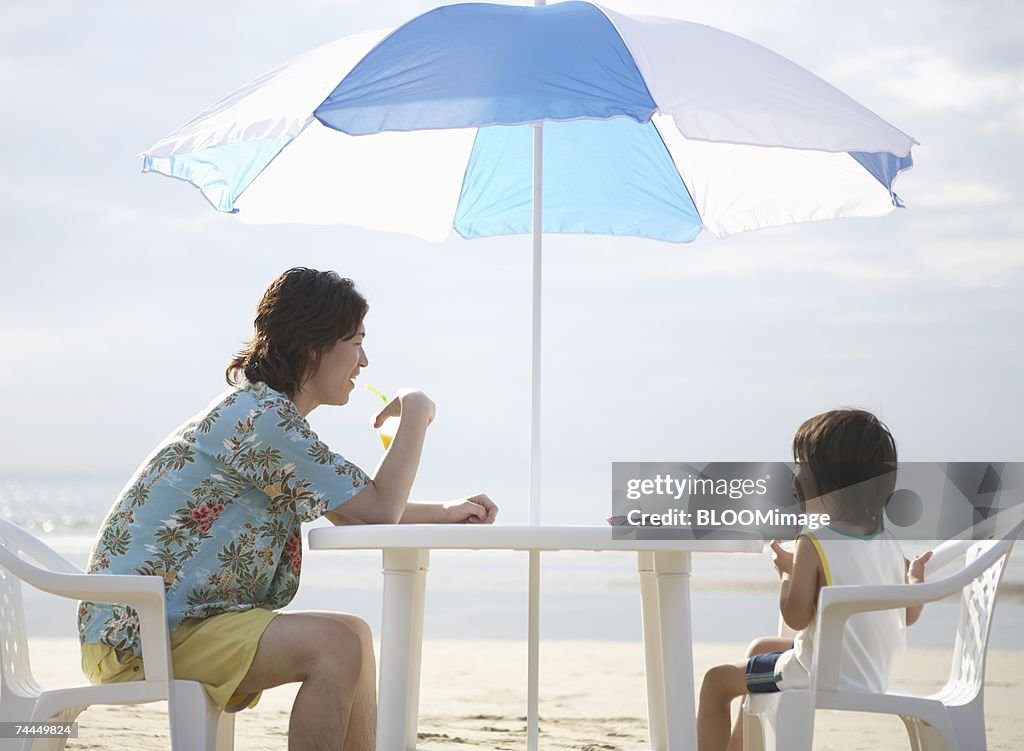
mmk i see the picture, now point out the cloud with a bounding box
[0,0,1021,488]
[826,46,1024,125]
[0,173,222,234]
[916,239,1024,288]
[824,311,934,326]
[912,181,1011,209]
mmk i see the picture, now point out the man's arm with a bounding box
[328,496,498,525]
[397,502,445,524]
[398,496,497,524]
[324,391,434,525]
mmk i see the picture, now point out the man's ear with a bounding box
[302,348,323,379]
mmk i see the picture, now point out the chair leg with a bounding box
[16,706,84,751]
[215,709,236,751]
[900,714,960,751]
[758,692,813,751]
[948,701,986,751]
[770,714,813,751]
[742,692,813,751]
[742,699,766,751]
[900,715,928,751]
[170,680,233,751]
[0,693,37,751]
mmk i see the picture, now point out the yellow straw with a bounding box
[365,384,389,402]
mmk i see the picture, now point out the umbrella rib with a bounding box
[230,116,318,207]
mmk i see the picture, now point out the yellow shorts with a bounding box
[81,607,279,712]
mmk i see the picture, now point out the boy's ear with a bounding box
[793,467,814,504]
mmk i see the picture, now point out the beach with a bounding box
[3,0,1022,748]
[30,638,1020,750]
[12,508,1024,750]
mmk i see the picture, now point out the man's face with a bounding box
[305,324,368,407]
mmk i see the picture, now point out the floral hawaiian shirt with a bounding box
[77,381,369,657]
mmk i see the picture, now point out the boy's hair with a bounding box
[226,268,368,398]
[792,409,898,531]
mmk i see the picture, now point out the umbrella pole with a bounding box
[529,123,543,528]
[527,117,543,751]
[528,8,545,750]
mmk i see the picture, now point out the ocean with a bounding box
[5,478,1023,649]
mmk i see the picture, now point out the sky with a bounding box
[1,1,1022,525]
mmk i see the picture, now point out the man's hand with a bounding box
[442,494,498,524]
[770,539,794,578]
[373,389,436,428]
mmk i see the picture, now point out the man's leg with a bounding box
[234,611,376,751]
[293,612,377,751]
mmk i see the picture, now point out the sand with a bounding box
[24,638,1019,750]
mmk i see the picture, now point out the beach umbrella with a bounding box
[140,5,916,747]
[140,1,916,528]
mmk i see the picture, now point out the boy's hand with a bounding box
[770,539,794,578]
[907,550,933,584]
[442,494,498,524]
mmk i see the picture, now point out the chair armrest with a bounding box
[811,530,1017,692]
[0,548,174,687]
[51,573,174,686]
[2,551,165,604]
[0,520,81,574]
[924,538,975,576]
[59,572,174,687]
[67,573,174,687]
[924,507,1024,575]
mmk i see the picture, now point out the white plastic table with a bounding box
[307,524,761,750]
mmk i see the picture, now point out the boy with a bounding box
[697,409,932,751]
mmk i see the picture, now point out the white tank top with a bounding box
[775,525,907,693]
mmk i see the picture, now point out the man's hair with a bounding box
[226,268,368,398]
[792,409,898,531]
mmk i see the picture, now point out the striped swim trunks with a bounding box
[745,651,784,693]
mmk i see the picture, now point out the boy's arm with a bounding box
[776,536,823,631]
[905,551,933,626]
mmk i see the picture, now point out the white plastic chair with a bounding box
[744,513,1024,751]
[0,519,234,751]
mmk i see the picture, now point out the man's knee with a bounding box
[317,614,373,656]
[310,616,373,682]
[336,614,374,651]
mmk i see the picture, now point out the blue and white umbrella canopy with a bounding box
[141,1,915,243]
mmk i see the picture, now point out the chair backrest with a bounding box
[0,519,83,698]
[947,536,1014,699]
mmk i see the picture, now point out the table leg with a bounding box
[406,549,429,747]
[527,549,541,751]
[654,550,695,751]
[638,551,668,751]
[379,547,429,751]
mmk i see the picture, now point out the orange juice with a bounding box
[378,415,399,449]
